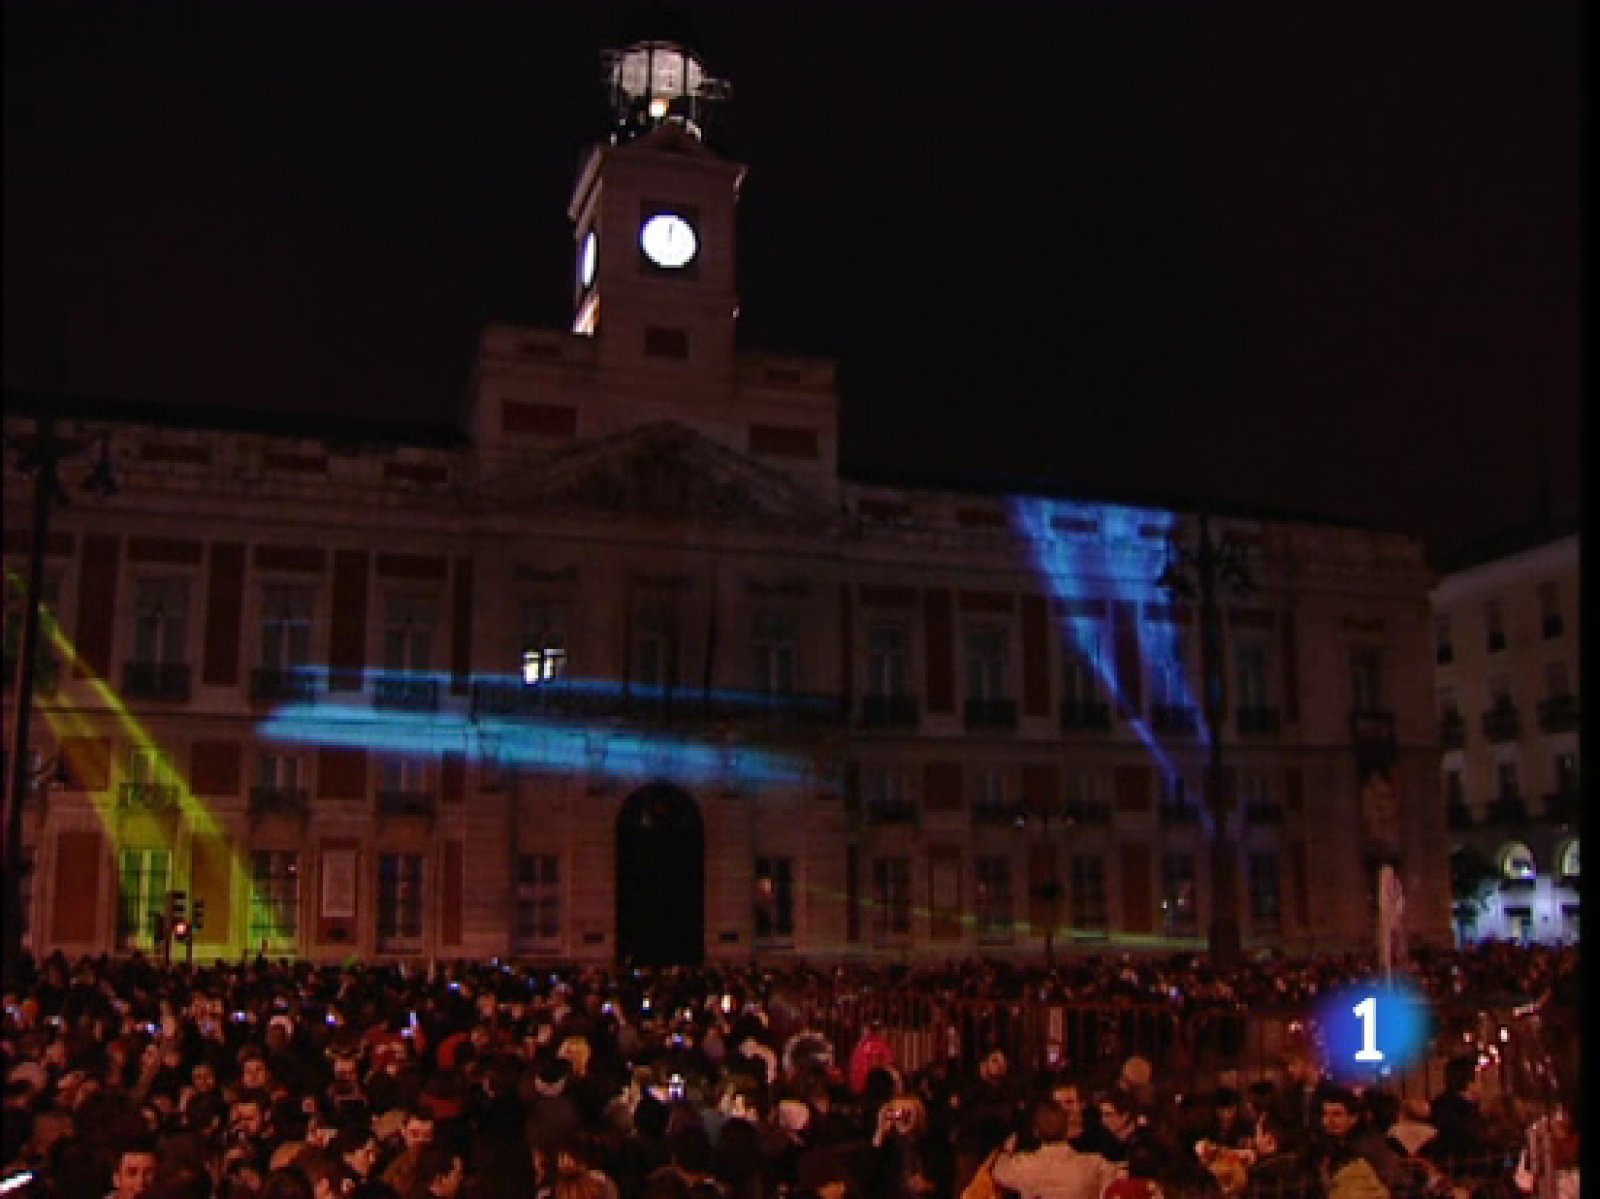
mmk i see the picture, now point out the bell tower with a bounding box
[568,32,743,384]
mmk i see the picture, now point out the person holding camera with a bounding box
[867,1093,950,1197]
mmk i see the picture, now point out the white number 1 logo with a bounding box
[1352,996,1385,1062]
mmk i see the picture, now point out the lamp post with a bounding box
[3,413,116,986]
[1157,509,1254,971]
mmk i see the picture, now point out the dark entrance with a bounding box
[616,782,705,967]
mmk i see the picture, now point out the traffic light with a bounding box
[168,889,187,924]
[193,898,206,932]
[171,917,191,941]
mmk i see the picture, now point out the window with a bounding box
[1062,631,1102,703]
[866,623,910,697]
[976,767,1008,804]
[260,585,313,669]
[377,853,424,948]
[1160,854,1197,937]
[1070,856,1107,931]
[863,766,914,819]
[1490,675,1514,710]
[871,856,912,939]
[1538,582,1562,639]
[1544,662,1570,700]
[249,851,299,945]
[521,602,568,686]
[752,613,798,696]
[383,594,435,673]
[133,578,189,664]
[380,756,430,799]
[965,627,1008,700]
[1440,690,1461,722]
[1249,852,1282,933]
[634,603,679,690]
[256,751,303,799]
[1151,648,1189,707]
[1234,642,1270,709]
[1552,752,1577,796]
[1484,601,1506,653]
[1435,616,1454,665]
[643,326,689,359]
[974,856,1013,938]
[125,747,177,809]
[1496,760,1520,800]
[1499,843,1536,880]
[117,848,171,949]
[1505,906,1533,942]
[1557,840,1578,879]
[1445,769,1464,805]
[515,854,561,946]
[1237,771,1269,805]
[1349,645,1383,712]
[754,856,794,940]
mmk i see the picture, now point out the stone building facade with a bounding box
[1430,524,1580,944]
[3,39,1452,965]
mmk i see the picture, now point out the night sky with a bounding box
[3,2,1579,560]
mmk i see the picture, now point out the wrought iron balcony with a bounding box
[964,697,1018,731]
[1537,694,1578,734]
[1235,706,1282,735]
[1446,800,1474,830]
[1150,703,1200,736]
[1059,699,1113,731]
[1159,802,1202,825]
[1062,800,1112,825]
[861,799,919,825]
[250,667,319,704]
[1482,705,1521,744]
[971,800,1027,827]
[121,661,191,702]
[1439,711,1467,750]
[1245,801,1286,825]
[372,674,440,711]
[377,790,435,818]
[1485,796,1529,825]
[858,694,920,730]
[119,781,180,812]
[249,785,309,817]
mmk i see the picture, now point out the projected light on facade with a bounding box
[1010,498,1213,824]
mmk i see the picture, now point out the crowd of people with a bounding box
[0,942,1578,1199]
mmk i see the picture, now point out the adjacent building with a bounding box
[3,35,1453,965]
[1431,521,1580,945]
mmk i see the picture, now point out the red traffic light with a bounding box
[171,918,191,940]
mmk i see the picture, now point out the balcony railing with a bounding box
[121,661,191,702]
[1235,706,1282,736]
[1062,800,1112,825]
[1060,699,1113,731]
[118,781,180,812]
[1150,704,1200,736]
[858,694,920,730]
[249,785,309,817]
[971,800,1027,827]
[1158,802,1202,826]
[4,654,60,694]
[862,799,919,825]
[964,697,1018,731]
[1537,694,1578,734]
[1245,801,1286,825]
[373,675,441,712]
[377,790,435,818]
[1439,712,1467,750]
[1446,801,1473,830]
[1482,705,1521,744]
[1485,796,1528,825]
[249,667,320,704]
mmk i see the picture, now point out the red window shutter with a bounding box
[74,535,120,680]
[1120,844,1153,934]
[450,557,474,696]
[51,829,103,944]
[329,551,368,688]
[924,589,954,714]
[1021,593,1050,717]
[441,841,464,948]
[202,542,246,686]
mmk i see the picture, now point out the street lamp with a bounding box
[1156,509,1255,970]
[3,414,117,985]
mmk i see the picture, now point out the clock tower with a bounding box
[568,34,742,385]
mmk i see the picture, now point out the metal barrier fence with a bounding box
[790,990,1561,1112]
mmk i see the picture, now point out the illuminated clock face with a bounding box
[640,213,698,269]
[580,230,597,287]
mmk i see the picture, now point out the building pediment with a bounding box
[491,421,838,532]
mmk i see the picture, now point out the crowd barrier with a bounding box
[788,990,1561,1113]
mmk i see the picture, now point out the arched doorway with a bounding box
[616,782,705,967]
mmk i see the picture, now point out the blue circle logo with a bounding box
[1312,981,1432,1081]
